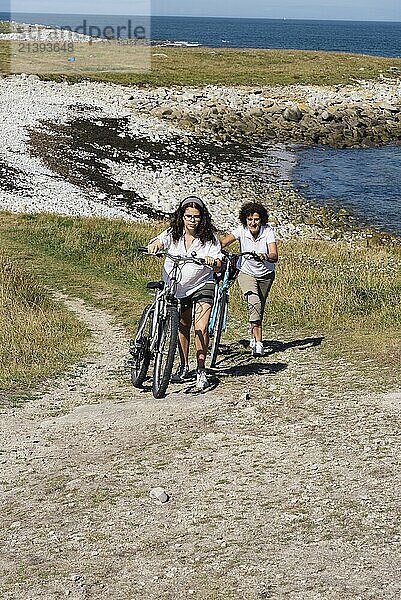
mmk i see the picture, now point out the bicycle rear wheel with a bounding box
[209,291,228,368]
[130,304,153,388]
[152,304,179,398]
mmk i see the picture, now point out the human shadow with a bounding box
[208,335,324,378]
[237,336,324,356]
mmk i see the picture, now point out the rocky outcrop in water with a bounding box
[128,80,401,147]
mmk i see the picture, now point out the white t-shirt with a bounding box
[231,224,276,278]
[157,229,223,299]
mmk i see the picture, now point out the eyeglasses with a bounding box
[184,214,201,221]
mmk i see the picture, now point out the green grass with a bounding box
[0,211,400,384]
[1,40,401,86]
[0,248,88,399]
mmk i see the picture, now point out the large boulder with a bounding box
[283,105,303,122]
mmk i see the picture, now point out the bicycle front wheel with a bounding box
[152,304,179,398]
[130,304,153,388]
[209,291,228,368]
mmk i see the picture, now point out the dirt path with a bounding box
[1,294,400,599]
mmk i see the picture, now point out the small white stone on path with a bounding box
[150,487,169,504]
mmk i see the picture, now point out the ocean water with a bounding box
[291,145,401,236]
[151,16,401,58]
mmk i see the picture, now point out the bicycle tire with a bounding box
[130,304,153,388]
[152,304,179,398]
[209,291,228,368]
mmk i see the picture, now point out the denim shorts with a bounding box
[180,281,216,312]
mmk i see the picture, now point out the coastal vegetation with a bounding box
[1,38,401,85]
[0,248,88,401]
[1,211,400,397]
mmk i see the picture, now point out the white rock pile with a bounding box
[126,80,401,146]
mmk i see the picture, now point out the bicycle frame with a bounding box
[136,259,181,355]
[133,248,210,366]
[209,265,231,334]
[208,251,260,362]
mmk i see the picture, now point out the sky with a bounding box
[152,1,401,22]
[6,0,401,22]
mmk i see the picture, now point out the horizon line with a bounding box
[154,14,401,23]
[2,12,401,24]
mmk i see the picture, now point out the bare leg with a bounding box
[178,306,192,366]
[193,301,212,370]
[250,321,262,342]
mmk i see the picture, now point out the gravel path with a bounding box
[1,293,400,599]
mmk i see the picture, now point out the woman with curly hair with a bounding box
[147,196,222,390]
[221,202,278,356]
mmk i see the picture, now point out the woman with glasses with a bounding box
[147,196,222,391]
[221,202,278,357]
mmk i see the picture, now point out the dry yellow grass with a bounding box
[0,250,87,394]
[2,212,401,334]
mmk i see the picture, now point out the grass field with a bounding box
[0,211,400,396]
[1,37,401,85]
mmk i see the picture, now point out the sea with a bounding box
[1,13,401,235]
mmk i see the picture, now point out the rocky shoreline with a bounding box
[0,74,400,242]
[128,80,401,148]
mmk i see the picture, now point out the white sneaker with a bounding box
[249,338,256,350]
[252,341,264,357]
[196,369,209,391]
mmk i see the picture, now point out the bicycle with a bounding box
[129,248,207,399]
[208,251,259,368]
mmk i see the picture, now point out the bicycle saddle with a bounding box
[146,280,165,290]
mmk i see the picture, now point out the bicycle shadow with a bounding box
[136,336,324,396]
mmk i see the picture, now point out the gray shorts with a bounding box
[237,271,275,323]
[180,281,216,313]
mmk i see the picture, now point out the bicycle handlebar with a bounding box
[222,250,263,261]
[138,247,210,267]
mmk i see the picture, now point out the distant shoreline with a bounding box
[1,20,400,241]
